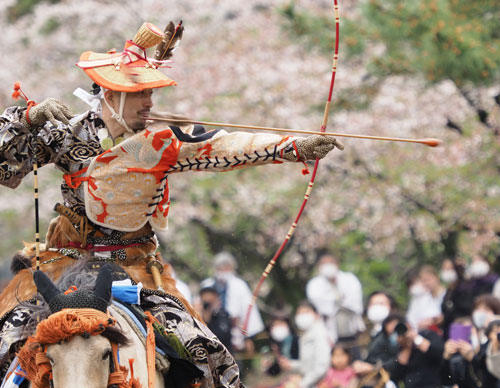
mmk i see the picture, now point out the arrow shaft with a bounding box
[148,117,439,146]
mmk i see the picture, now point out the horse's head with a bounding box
[17,265,132,388]
[45,333,115,388]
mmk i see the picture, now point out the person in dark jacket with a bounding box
[199,286,233,353]
[262,316,299,376]
[352,313,402,385]
[442,257,499,338]
[389,318,444,388]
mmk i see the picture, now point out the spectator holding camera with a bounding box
[441,317,478,388]
[353,313,443,387]
[441,304,500,388]
[389,317,444,388]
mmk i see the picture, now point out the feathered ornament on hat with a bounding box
[154,21,184,62]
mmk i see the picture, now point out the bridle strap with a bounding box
[108,342,128,388]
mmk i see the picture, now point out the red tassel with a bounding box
[301,162,310,175]
[12,82,30,103]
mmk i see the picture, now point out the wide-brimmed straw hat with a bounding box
[76,22,176,92]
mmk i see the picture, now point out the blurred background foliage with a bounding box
[0,0,499,314]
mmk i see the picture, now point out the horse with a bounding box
[14,265,165,388]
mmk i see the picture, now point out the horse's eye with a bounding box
[47,355,55,366]
[102,350,112,361]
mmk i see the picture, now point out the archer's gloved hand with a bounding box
[283,135,344,162]
[21,98,74,128]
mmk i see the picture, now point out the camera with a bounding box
[395,321,408,336]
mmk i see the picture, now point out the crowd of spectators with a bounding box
[171,250,500,388]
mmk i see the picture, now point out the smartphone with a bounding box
[449,323,471,343]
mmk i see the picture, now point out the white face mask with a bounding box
[409,283,428,297]
[472,310,491,329]
[468,261,490,278]
[270,325,290,342]
[440,269,457,284]
[367,304,390,323]
[295,313,316,331]
[319,263,338,279]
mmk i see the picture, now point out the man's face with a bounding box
[107,89,154,132]
[123,89,154,131]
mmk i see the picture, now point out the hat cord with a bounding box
[103,92,134,134]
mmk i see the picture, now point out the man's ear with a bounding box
[104,89,115,104]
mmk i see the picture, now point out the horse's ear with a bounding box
[33,270,61,303]
[94,264,112,303]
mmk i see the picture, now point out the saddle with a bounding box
[0,214,199,321]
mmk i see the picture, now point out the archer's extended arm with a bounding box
[166,128,341,174]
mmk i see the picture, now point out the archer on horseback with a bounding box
[0,21,342,387]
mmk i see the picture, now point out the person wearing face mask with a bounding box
[352,314,403,382]
[409,266,446,331]
[471,295,500,346]
[468,256,500,296]
[278,302,331,388]
[200,251,265,353]
[262,317,299,377]
[306,251,364,348]
[440,259,458,285]
[442,256,499,338]
[406,270,442,330]
[365,291,398,336]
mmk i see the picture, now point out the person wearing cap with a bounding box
[0,21,342,387]
[201,252,265,351]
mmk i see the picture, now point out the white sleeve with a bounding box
[339,273,363,315]
[301,330,331,388]
[169,130,298,174]
[226,277,264,337]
